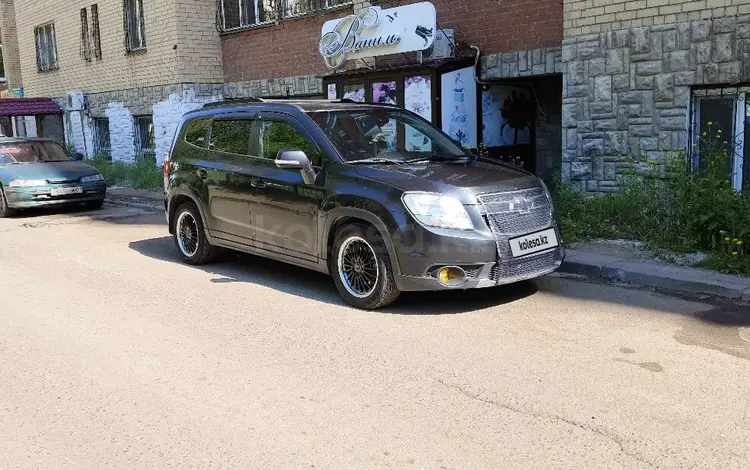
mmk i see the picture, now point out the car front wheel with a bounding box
[84,199,105,210]
[173,202,218,265]
[0,186,15,218]
[331,223,400,310]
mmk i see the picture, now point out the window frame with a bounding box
[218,0,274,32]
[91,4,102,59]
[133,115,155,157]
[92,118,111,157]
[80,8,92,61]
[123,0,147,53]
[34,23,59,72]
[280,0,351,19]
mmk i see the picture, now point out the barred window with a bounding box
[134,116,155,156]
[91,4,102,59]
[35,23,58,72]
[218,0,274,31]
[281,0,350,18]
[92,118,110,157]
[80,8,92,61]
[123,0,146,52]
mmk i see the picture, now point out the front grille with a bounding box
[477,187,562,284]
[478,187,552,236]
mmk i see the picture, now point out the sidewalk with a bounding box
[106,187,163,211]
[561,249,750,302]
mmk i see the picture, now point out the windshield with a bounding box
[0,141,72,164]
[308,108,468,163]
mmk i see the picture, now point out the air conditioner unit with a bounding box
[67,91,87,111]
[422,29,455,61]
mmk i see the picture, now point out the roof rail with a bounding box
[203,97,265,107]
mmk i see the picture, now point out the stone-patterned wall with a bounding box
[482,47,563,79]
[105,103,136,162]
[85,83,224,118]
[562,15,750,192]
[223,74,325,98]
[0,0,23,88]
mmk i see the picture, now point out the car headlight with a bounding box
[402,192,474,230]
[8,179,47,187]
[81,174,103,183]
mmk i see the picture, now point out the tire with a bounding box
[84,199,105,210]
[331,223,401,310]
[0,186,15,218]
[173,202,218,265]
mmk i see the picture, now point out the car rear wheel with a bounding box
[0,186,15,218]
[331,223,400,310]
[84,199,105,210]
[173,202,218,265]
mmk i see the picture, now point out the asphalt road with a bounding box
[0,203,749,469]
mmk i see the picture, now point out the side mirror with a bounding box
[275,149,316,185]
[73,152,85,161]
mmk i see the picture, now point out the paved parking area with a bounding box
[0,204,748,468]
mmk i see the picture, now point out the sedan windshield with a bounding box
[0,141,72,164]
[308,108,468,164]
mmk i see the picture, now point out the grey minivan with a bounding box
[163,99,564,309]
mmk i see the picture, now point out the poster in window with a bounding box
[372,81,398,150]
[327,84,337,100]
[343,84,365,103]
[482,85,532,147]
[440,66,478,149]
[404,75,432,151]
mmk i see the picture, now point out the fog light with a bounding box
[437,266,466,287]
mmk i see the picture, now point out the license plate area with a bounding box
[50,186,83,197]
[509,228,559,258]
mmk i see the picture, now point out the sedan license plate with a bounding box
[50,186,83,197]
[509,228,559,258]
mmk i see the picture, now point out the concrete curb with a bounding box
[560,249,750,302]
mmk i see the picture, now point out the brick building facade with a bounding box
[13,0,224,162]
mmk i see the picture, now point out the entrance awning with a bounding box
[0,98,63,116]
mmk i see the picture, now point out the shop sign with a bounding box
[319,2,437,69]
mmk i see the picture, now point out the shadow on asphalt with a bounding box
[129,236,539,314]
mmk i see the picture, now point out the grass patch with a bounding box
[86,154,162,190]
[551,128,750,276]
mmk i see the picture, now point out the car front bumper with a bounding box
[390,212,565,292]
[5,183,106,208]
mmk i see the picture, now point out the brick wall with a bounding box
[222,0,564,83]
[0,0,23,88]
[221,8,351,82]
[375,0,563,55]
[565,0,750,36]
[15,0,223,98]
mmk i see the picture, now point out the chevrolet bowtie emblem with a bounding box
[510,198,532,214]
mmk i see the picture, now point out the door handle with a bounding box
[197,168,208,179]
[251,179,266,189]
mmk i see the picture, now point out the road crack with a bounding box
[436,378,655,468]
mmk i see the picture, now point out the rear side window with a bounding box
[184,118,209,148]
[209,119,253,155]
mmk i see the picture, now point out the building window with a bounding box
[134,116,154,157]
[280,0,350,18]
[91,4,102,59]
[123,0,146,52]
[34,23,58,72]
[92,118,110,157]
[218,0,273,31]
[690,88,748,191]
[0,46,6,82]
[80,8,92,61]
